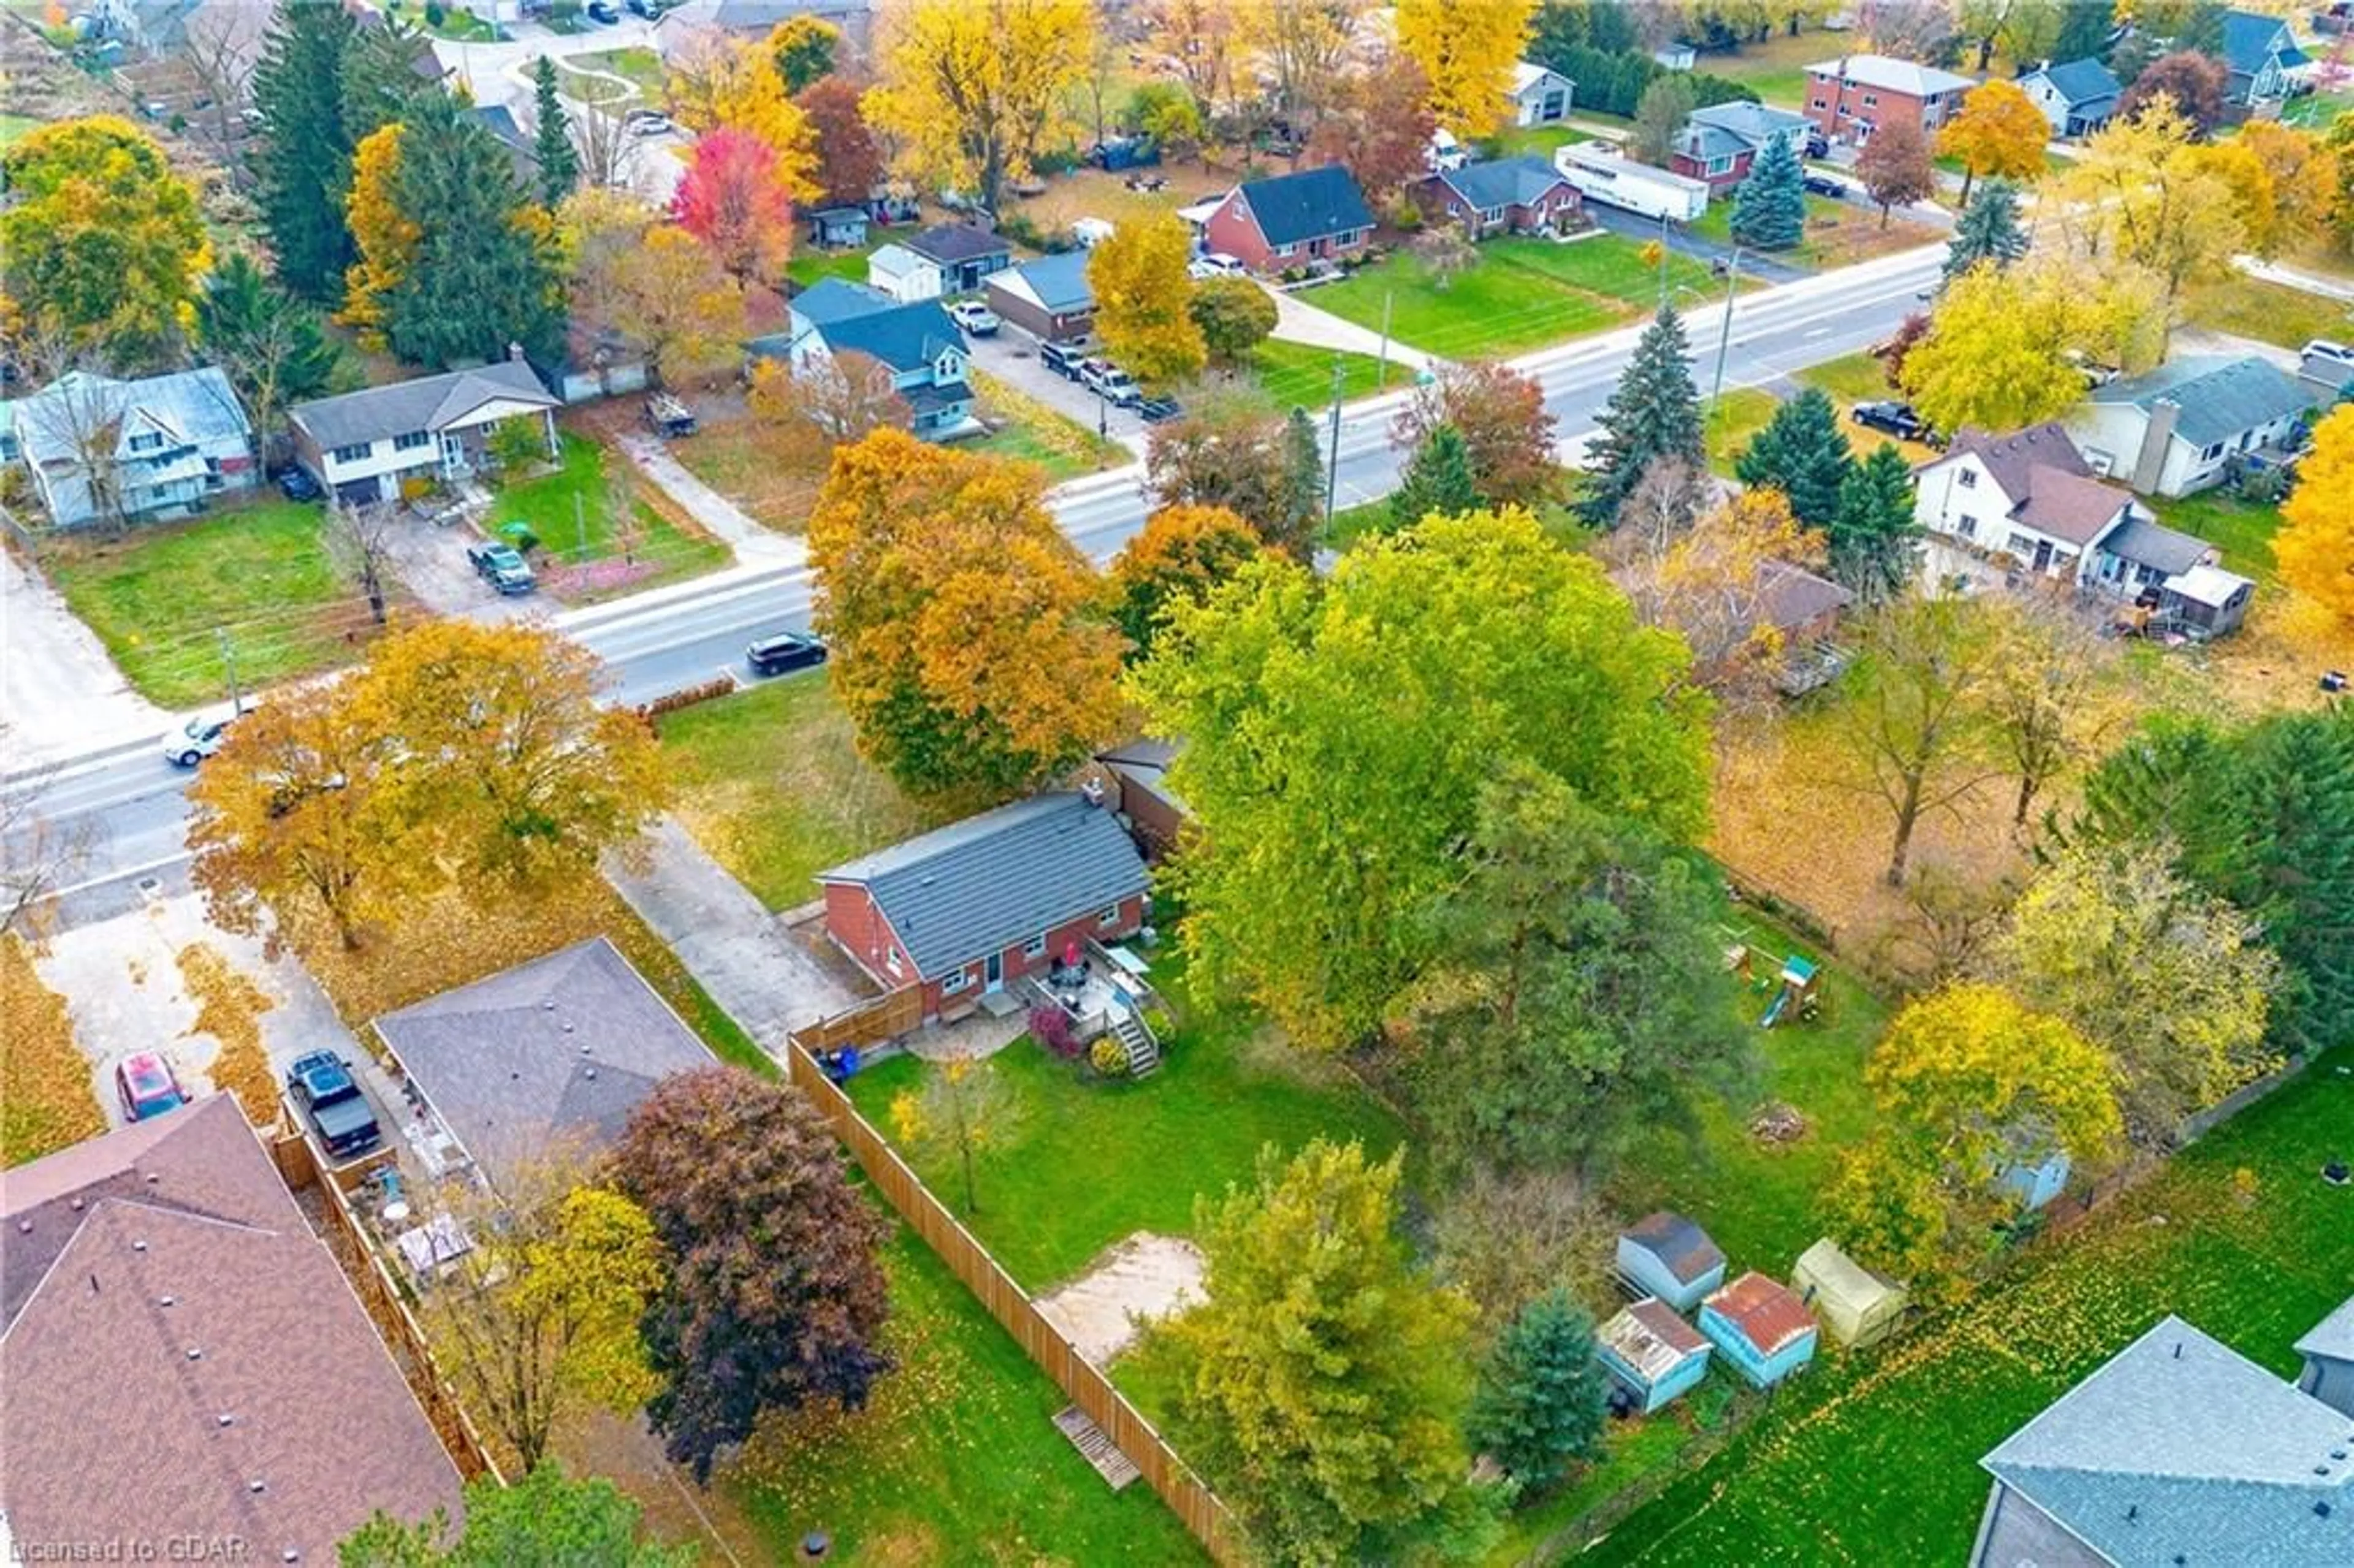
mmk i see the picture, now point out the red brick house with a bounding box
[1669,101,1814,192]
[1202,164,1376,272]
[1412,155,1582,238]
[1802,54,1975,147]
[818,793,1151,1019]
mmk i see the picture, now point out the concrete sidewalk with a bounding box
[1264,281,1440,373]
[604,816,858,1054]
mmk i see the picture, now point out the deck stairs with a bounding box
[1113,1009,1160,1078]
[1054,1405,1141,1490]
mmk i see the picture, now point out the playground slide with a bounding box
[1761,992,1789,1029]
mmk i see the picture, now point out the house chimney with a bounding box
[1082,777,1107,809]
[507,341,525,363]
[2132,398,2179,495]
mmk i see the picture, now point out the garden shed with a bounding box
[1596,1298,1712,1415]
[1617,1210,1727,1311]
[1699,1271,1819,1387]
[1791,1238,1908,1349]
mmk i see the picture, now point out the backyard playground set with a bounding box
[1726,934,1824,1029]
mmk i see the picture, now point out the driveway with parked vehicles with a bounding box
[964,329,1152,445]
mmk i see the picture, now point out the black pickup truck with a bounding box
[287,1051,383,1160]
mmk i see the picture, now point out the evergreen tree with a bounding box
[1830,442,1924,605]
[341,11,430,142]
[1465,1288,1607,1488]
[1391,424,1480,530]
[1944,178,2028,282]
[2054,1,2116,64]
[1283,405,1327,548]
[249,0,357,300]
[1730,134,1806,251]
[1735,388,1853,527]
[1580,305,1704,527]
[196,253,344,458]
[2180,1,2228,58]
[531,56,581,207]
[383,93,565,368]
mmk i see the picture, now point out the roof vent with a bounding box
[70,1197,84,1211]
[132,1239,147,1252]
[542,999,556,1011]
[2317,1465,2333,1477]
[2333,1449,2348,1461]
[216,1413,235,1428]
[2127,1505,2139,1523]
[584,1068,597,1081]
[187,1348,203,1361]
[2318,1501,2334,1520]
[283,1552,300,1564]
[16,1220,29,1234]
[249,1480,267,1494]
[511,1071,522,1081]
[562,1021,574,1033]
[160,1295,176,1307]
[146,1172,161,1183]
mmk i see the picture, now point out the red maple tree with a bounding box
[671,126,795,286]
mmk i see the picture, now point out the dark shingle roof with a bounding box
[815,298,966,372]
[373,938,715,1193]
[1624,1211,1726,1284]
[1946,422,2094,498]
[2100,514,2211,576]
[907,223,1011,265]
[1983,1315,2354,1566]
[1757,561,1854,633]
[289,359,555,451]
[793,275,896,327]
[0,1097,466,1559]
[2222,9,2296,76]
[2035,57,2122,107]
[992,250,1095,313]
[2089,356,2326,449]
[820,793,1149,980]
[2013,466,2134,547]
[1235,165,1376,248]
[1435,155,1575,212]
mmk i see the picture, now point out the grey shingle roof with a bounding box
[1435,155,1574,212]
[2298,1297,2354,1364]
[994,249,1095,313]
[793,276,895,327]
[1983,1315,2354,1567]
[288,359,555,451]
[373,938,714,1194]
[1757,560,1854,632]
[816,298,966,372]
[2089,356,2325,449]
[2035,57,2123,107]
[1676,122,1751,163]
[2101,514,2212,576]
[1624,1211,1725,1285]
[1235,165,1376,248]
[907,223,1010,266]
[1688,101,1811,149]
[1946,421,2095,498]
[13,367,249,471]
[820,793,1149,980]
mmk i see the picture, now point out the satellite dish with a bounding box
[382,1201,411,1225]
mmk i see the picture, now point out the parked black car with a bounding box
[1802,172,1849,199]
[276,466,321,502]
[586,0,620,22]
[1137,395,1184,424]
[1038,340,1090,381]
[745,631,828,677]
[1853,400,1932,443]
[287,1052,381,1160]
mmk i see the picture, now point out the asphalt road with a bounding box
[13,243,1946,919]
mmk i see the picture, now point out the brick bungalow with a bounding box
[1802,53,1975,147]
[818,793,1150,1020]
[1669,101,1813,193]
[1413,154,1582,237]
[1202,164,1376,273]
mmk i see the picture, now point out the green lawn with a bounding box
[1493,123,1596,159]
[0,114,40,151]
[842,947,1409,1290]
[1691,192,1940,270]
[969,368,1128,480]
[788,245,878,289]
[2152,490,2286,587]
[1247,338,1395,408]
[657,672,948,911]
[1704,387,1783,478]
[554,61,636,107]
[1492,1377,1745,1566]
[1585,1046,2354,1566]
[1696,32,1834,109]
[45,498,369,709]
[1796,351,1897,406]
[576,45,666,97]
[2181,273,2353,352]
[490,432,730,595]
[1307,235,1719,359]
[728,1226,1204,1564]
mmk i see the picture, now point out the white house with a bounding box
[2065,356,2325,499]
[1914,422,2151,584]
[867,243,945,305]
[1505,60,1574,127]
[2015,58,2122,138]
[745,294,979,441]
[287,356,560,506]
[9,366,255,530]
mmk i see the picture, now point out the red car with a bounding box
[114,1052,188,1122]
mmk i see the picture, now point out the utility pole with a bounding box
[217,628,242,714]
[1322,356,1344,529]
[1710,244,1743,409]
[1375,289,1394,390]
[1656,210,1671,309]
[573,490,587,562]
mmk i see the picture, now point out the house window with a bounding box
[128,431,164,454]
[393,430,432,452]
[2007,532,2037,557]
[941,968,967,994]
[1957,468,1976,489]
[2198,441,2226,463]
[884,948,903,978]
[1862,93,1879,108]
[1480,206,1504,223]
[329,441,373,465]
[1023,933,1046,959]
[1957,515,1977,539]
[1811,97,1827,110]
[1276,242,1297,257]
[1707,156,1732,175]
[1097,905,1121,928]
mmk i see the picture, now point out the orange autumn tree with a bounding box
[809,428,1123,804]
[1107,503,1264,659]
[1935,78,2048,205]
[339,122,418,348]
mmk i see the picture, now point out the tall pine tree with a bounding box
[1390,424,1480,531]
[1580,304,1704,527]
[197,253,344,457]
[341,12,429,143]
[2054,1,2116,63]
[531,56,581,207]
[1944,177,2028,282]
[1283,405,1327,554]
[1731,134,1805,251]
[1830,441,1923,605]
[1735,387,1853,527]
[1465,1288,1607,1488]
[383,93,565,368]
[250,0,357,300]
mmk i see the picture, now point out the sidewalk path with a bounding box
[604,816,857,1053]
[1,546,167,762]
[2233,254,2354,305]
[614,432,806,567]
[1263,282,1441,373]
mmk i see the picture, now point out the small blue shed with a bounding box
[1596,1298,1712,1415]
[1995,1144,2071,1212]
[1617,1211,1727,1312]
[1699,1271,1819,1388]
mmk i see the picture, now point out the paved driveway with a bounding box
[967,329,1152,450]
[373,506,549,623]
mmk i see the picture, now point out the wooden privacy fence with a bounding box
[794,985,926,1056]
[784,1039,1250,1566]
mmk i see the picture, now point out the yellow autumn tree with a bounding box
[865,0,1096,215]
[1901,257,2162,438]
[2058,93,2244,333]
[1395,0,1532,141]
[808,427,1122,805]
[2278,403,2354,628]
[1087,209,1206,390]
[1614,487,1826,703]
[340,122,418,348]
[1935,79,2049,204]
[2236,121,2341,255]
[668,33,818,199]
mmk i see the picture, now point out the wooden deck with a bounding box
[1054,1405,1142,1491]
